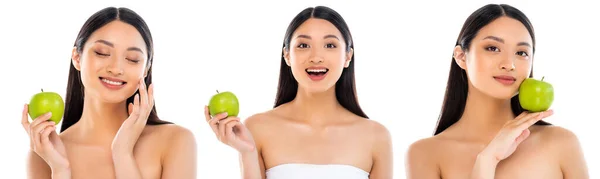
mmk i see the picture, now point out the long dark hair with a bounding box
[61,7,171,132]
[434,4,550,135]
[274,6,368,119]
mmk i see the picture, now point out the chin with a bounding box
[92,88,137,104]
[485,89,518,100]
[298,83,335,94]
[97,93,132,104]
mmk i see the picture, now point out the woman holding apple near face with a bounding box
[205,6,393,179]
[405,4,588,179]
[21,7,197,179]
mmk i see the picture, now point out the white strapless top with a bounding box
[265,163,370,179]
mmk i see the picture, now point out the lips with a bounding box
[493,75,516,85]
[306,67,328,81]
[493,75,516,81]
[305,67,328,75]
[99,77,126,85]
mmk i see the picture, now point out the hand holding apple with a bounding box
[519,76,554,112]
[205,91,255,153]
[204,106,256,153]
[21,104,70,173]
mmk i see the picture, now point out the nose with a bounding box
[309,47,324,64]
[499,55,516,71]
[106,57,124,76]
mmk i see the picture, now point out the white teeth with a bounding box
[307,69,327,73]
[101,78,124,85]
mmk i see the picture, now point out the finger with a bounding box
[32,122,55,152]
[130,94,141,120]
[512,111,530,121]
[514,129,531,145]
[207,111,229,135]
[148,83,154,109]
[516,110,554,130]
[128,103,134,116]
[512,111,542,126]
[40,125,56,150]
[34,121,56,135]
[232,121,255,150]
[207,111,229,124]
[218,117,240,140]
[30,112,52,143]
[204,106,211,121]
[22,104,31,132]
[225,120,239,141]
[139,79,148,107]
[33,121,56,149]
[136,80,150,125]
[30,112,52,129]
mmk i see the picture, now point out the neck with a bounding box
[455,85,515,139]
[289,86,342,124]
[75,93,129,146]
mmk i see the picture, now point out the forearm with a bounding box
[469,154,498,179]
[239,149,262,179]
[112,153,143,179]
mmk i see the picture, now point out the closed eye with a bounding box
[95,51,109,56]
[127,58,140,63]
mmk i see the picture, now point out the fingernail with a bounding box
[47,112,52,116]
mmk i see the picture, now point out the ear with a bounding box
[71,47,81,71]
[344,48,354,68]
[282,47,291,66]
[453,45,467,70]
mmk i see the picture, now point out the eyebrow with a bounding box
[482,36,531,47]
[95,39,144,54]
[295,34,340,40]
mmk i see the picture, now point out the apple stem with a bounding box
[41,88,43,92]
[216,90,219,94]
[541,76,545,81]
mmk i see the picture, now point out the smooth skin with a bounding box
[406,17,588,179]
[22,20,197,179]
[205,18,393,179]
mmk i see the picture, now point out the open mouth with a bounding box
[99,77,127,86]
[305,68,329,76]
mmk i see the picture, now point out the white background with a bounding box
[0,0,598,178]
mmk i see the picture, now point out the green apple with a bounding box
[28,89,65,124]
[519,76,554,112]
[208,90,239,117]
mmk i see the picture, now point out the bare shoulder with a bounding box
[407,135,442,159]
[532,124,589,177]
[406,133,451,167]
[532,125,582,149]
[244,111,273,128]
[142,124,197,149]
[405,135,445,177]
[144,123,195,139]
[244,106,292,132]
[358,119,392,142]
